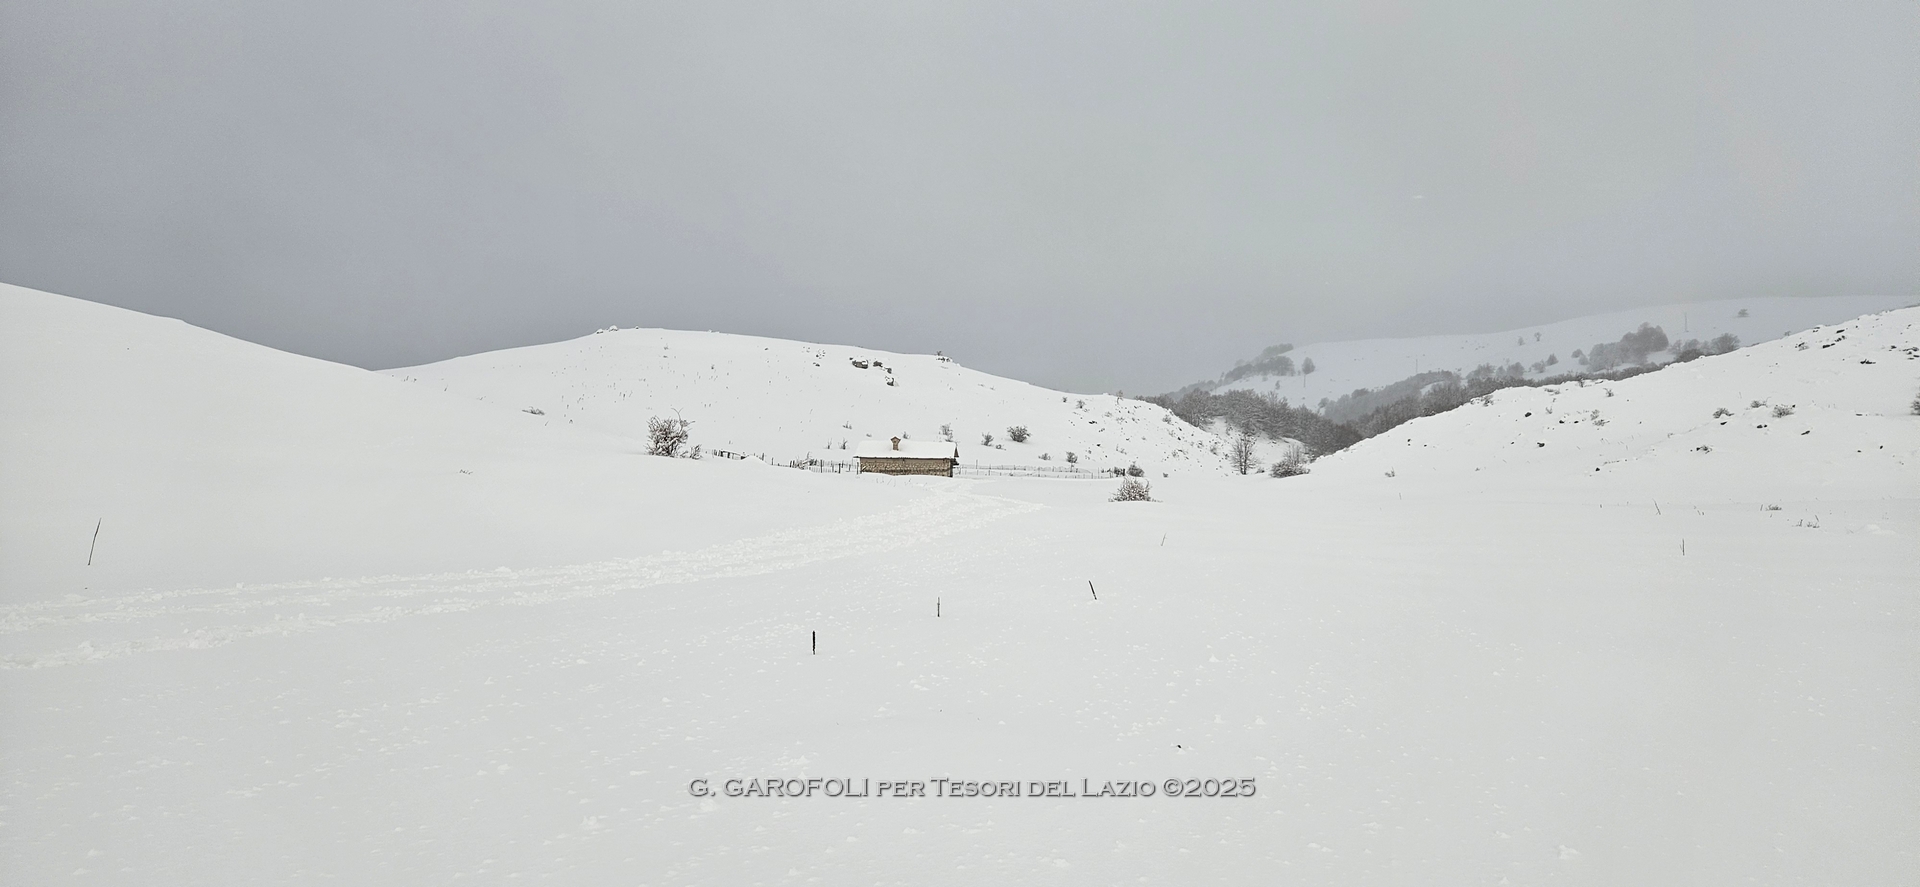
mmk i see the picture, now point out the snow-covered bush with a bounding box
[1006,425,1030,443]
[980,432,994,446]
[1065,452,1078,464]
[1270,448,1309,478]
[1712,407,1733,418]
[1669,333,1740,363]
[646,415,691,457]
[1110,477,1153,502]
[1772,404,1794,418]
[1126,463,1145,477]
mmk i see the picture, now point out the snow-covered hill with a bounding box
[1310,305,1920,503]
[0,283,924,600]
[1202,295,1913,407]
[4,285,1913,884]
[390,328,1226,473]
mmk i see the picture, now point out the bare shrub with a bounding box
[1007,425,1030,443]
[646,415,691,457]
[1269,446,1309,478]
[1111,477,1153,501]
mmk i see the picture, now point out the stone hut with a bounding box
[852,437,959,477]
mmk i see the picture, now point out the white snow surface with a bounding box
[0,284,925,600]
[388,327,1224,473]
[1208,294,1915,406]
[4,283,1916,884]
[851,438,959,460]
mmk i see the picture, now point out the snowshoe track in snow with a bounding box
[2,483,1040,669]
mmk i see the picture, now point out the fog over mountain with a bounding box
[3,2,1914,393]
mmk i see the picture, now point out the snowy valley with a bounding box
[3,283,1915,884]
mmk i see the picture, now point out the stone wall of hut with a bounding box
[855,457,955,477]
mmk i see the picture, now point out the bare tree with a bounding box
[1229,426,1257,475]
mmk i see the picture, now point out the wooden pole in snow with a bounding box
[87,519,101,566]
[1088,581,1098,601]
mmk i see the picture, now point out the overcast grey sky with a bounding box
[3,2,1914,393]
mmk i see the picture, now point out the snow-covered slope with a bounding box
[1205,295,1913,406]
[0,283,922,600]
[389,328,1226,473]
[1310,305,1920,504]
[5,286,1913,884]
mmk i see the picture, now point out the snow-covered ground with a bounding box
[0,284,928,600]
[3,283,1915,883]
[1203,295,1914,407]
[390,328,1223,474]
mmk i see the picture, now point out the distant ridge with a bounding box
[1178,295,1914,409]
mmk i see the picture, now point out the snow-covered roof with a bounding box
[852,439,958,460]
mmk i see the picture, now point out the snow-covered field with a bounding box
[1202,295,1915,407]
[3,283,1915,883]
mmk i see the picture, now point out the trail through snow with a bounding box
[1,481,1040,669]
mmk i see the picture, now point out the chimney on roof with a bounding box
[891,436,901,450]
